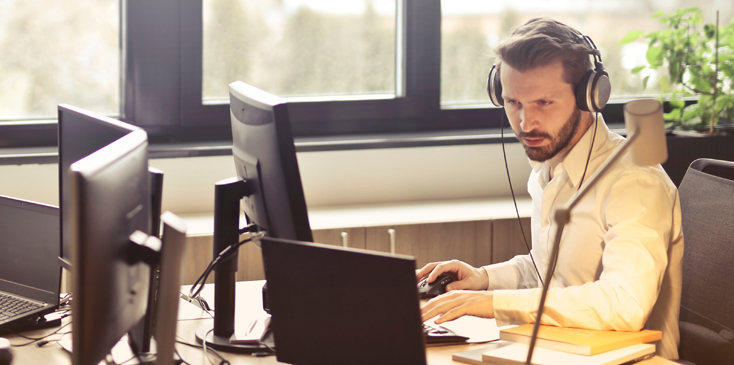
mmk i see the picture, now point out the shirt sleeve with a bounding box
[492,169,675,331]
[482,245,544,290]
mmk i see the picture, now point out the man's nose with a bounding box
[519,108,539,133]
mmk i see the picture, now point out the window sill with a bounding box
[0,123,627,165]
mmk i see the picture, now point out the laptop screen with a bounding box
[261,237,427,365]
[0,196,60,304]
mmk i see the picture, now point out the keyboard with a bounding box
[0,293,42,322]
[422,322,469,344]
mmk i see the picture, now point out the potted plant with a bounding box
[619,8,734,133]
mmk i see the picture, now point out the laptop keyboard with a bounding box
[0,293,42,322]
[422,322,469,344]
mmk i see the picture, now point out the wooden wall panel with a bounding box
[491,217,531,264]
[312,227,367,249]
[475,220,493,267]
[177,217,530,285]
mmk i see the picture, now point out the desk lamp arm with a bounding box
[524,127,640,365]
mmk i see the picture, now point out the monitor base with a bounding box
[195,324,275,355]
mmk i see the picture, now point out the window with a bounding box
[440,0,734,105]
[202,0,397,102]
[2,0,732,151]
[177,0,441,138]
[0,0,119,121]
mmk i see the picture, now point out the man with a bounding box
[419,18,684,359]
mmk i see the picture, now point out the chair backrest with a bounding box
[678,158,734,365]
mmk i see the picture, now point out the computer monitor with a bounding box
[57,104,142,271]
[67,129,152,365]
[229,80,312,241]
[196,81,313,350]
[57,104,163,357]
[154,212,188,365]
[261,237,427,365]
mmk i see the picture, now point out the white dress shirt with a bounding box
[482,118,684,359]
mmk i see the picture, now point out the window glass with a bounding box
[202,0,397,103]
[440,0,734,106]
[0,0,119,121]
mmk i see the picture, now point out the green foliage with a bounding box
[620,8,734,132]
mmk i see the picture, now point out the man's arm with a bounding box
[493,171,677,331]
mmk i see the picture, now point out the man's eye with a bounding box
[539,100,552,106]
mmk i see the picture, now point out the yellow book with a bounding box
[499,324,661,356]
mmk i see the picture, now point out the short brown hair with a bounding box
[495,18,592,87]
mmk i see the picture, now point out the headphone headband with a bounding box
[486,32,611,112]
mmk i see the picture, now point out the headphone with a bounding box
[487,33,611,113]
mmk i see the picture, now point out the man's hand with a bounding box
[416,260,489,291]
[421,290,494,324]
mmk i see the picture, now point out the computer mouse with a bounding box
[417,274,454,299]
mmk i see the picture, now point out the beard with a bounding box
[516,107,581,162]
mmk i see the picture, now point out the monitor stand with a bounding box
[194,178,273,354]
[126,168,165,364]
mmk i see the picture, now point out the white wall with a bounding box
[0,143,531,215]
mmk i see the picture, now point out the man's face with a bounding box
[500,60,585,162]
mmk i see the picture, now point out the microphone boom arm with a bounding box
[524,125,641,365]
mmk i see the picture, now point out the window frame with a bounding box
[0,0,632,151]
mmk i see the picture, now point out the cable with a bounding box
[176,337,230,365]
[10,321,72,347]
[548,112,599,282]
[189,232,263,298]
[500,111,544,287]
[577,112,599,190]
[174,347,192,365]
[119,353,150,365]
[202,329,215,365]
[188,232,264,301]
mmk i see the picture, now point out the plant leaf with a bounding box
[704,24,716,40]
[690,76,713,93]
[669,99,685,109]
[646,46,663,66]
[631,65,645,74]
[682,104,701,120]
[619,30,645,45]
[659,76,671,94]
[664,109,681,121]
[642,75,651,90]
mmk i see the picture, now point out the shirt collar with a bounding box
[527,115,611,188]
[559,115,610,189]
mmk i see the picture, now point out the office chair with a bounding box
[677,158,734,365]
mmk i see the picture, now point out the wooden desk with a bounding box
[5,281,676,365]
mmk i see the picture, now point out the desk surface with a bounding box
[5,281,676,365]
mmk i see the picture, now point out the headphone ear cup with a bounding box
[576,69,612,112]
[575,70,594,112]
[487,64,504,106]
[592,70,611,112]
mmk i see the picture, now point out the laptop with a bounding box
[261,237,466,365]
[0,195,60,329]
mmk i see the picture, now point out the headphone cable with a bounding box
[500,111,544,287]
[547,111,599,282]
[577,112,599,190]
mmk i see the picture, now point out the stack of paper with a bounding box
[453,325,661,365]
[481,342,655,365]
[500,324,661,356]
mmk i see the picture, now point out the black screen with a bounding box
[261,237,426,365]
[0,196,59,304]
